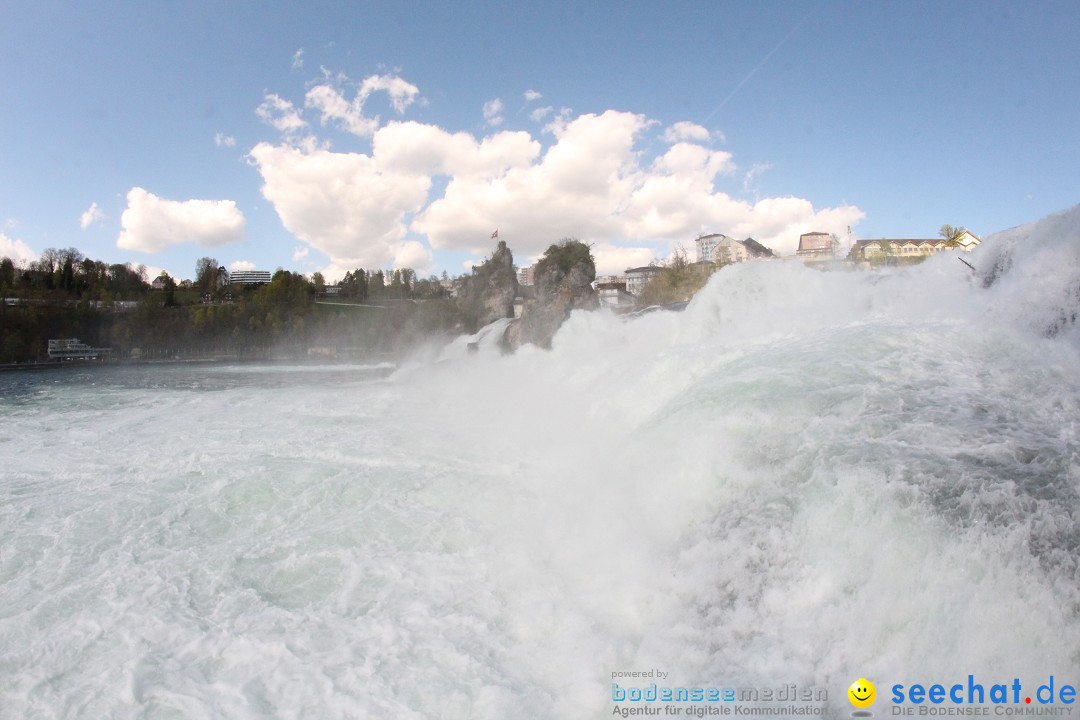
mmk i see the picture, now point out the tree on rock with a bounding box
[455,240,518,332]
[505,238,597,350]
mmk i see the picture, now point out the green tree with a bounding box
[400,268,415,295]
[340,269,368,300]
[636,246,708,306]
[35,248,60,276]
[0,257,15,291]
[157,272,177,307]
[195,257,222,294]
[939,224,968,247]
[389,269,403,298]
[60,255,75,292]
[108,263,149,299]
[534,238,594,279]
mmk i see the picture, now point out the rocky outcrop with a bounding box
[455,241,518,332]
[505,240,598,350]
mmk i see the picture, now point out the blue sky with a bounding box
[2,0,1078,281]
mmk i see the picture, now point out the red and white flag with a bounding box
[491,229,499,239]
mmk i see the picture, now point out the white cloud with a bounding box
[413,110,653,255]
[249,141,430,269]
[229,260,256,271]
[359,74,420,114]
[652,142,734,179]
[291,49,304,70]
[79,202,105,229]
[256,93,307,133]
[214,132,236,148]
[541,107,579,136]
[373,120,540,179]
[743,162,772,194]
[0,232,36,265]
[411,109,862,259]
[142,264,167,281]
[305,73,419,138]
[292,246,310,263]
[117,187,246,253]
[661,121,711,144]
[529,106,553,123]
[305,84,378,137]
[524,89,542,102]
[483,98,504,127]
[590,243,657,275]
[250,85,864,268]
[393,239,433,271]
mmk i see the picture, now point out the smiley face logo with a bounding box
[848,678,876,708]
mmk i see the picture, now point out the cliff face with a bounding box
[455,241,518,332]
[505,240,598,350]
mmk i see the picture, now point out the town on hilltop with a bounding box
[530,226,981,311]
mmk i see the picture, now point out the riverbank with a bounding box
[0,351,400,374]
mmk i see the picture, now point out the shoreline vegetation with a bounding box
[0,240,603,368]
[0,232,962,370]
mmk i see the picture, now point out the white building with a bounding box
[848,232,981,262]
[624,266,663,296]
[518,265,535,286]
[953,230,981,251]
[713,235,750,265]
[229,270,272,285]
[694,234,730,263]
[48,338,108,360]
[595,275,635,308]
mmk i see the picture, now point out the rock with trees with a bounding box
[454,240,519,332]
[504,239,597,350]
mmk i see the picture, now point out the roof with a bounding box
[852,239,942,248]
[624,265,662,274]
[741,237,776,258]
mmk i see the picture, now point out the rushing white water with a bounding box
[2,207,1079,719]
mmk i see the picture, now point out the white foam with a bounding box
[2,207,1079,717]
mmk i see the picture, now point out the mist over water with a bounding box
[2,208,1079,718]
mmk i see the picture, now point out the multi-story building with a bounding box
[595,275,635,308]
[713,235,750,265]
[624,266,663,296]
[741,238,776,259]
[517,265,535,286]
[695,233,728,263]
[848,232,981,263]
[696,233,776,266]
[796,232,834,260]
[229,270,272,285]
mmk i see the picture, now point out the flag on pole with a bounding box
[491,229,499,239]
